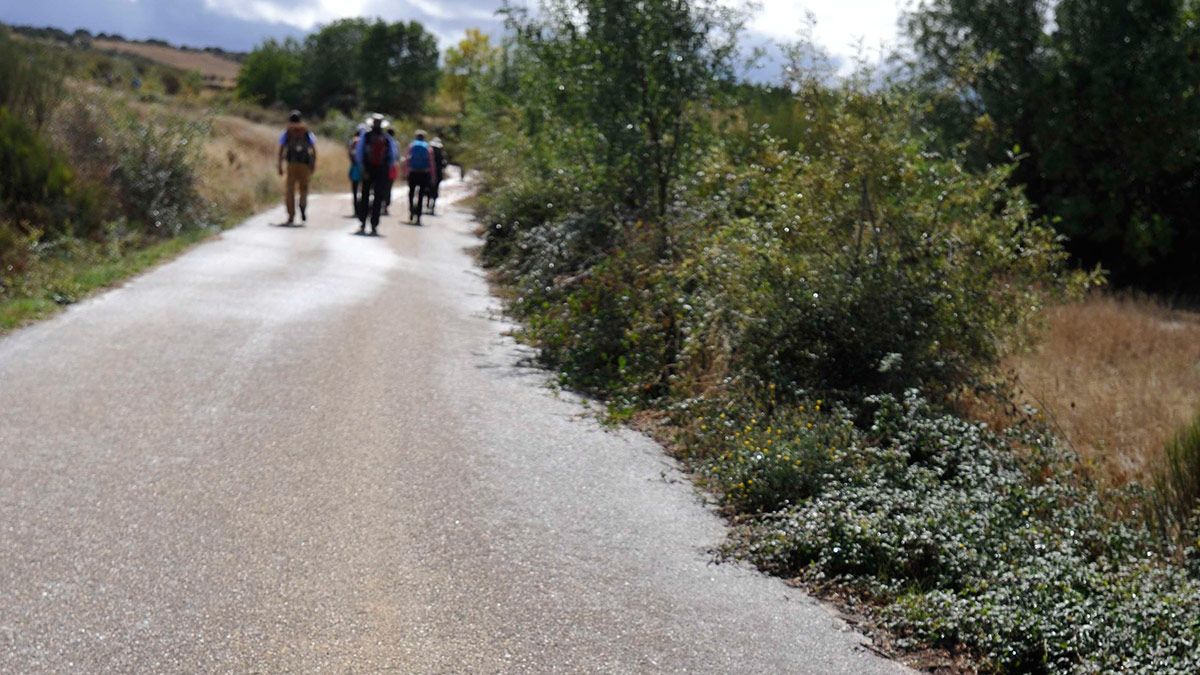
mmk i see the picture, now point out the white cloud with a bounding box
[200,0,907,62]
[201,0,500,45]
[203,0,398,31]
[747,0,905,59]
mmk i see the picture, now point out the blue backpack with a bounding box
[408,141,431,171]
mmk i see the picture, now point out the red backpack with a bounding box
[365,131,389,169]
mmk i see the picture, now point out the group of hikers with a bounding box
[277,110,450,233]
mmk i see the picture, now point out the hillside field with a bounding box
[93,38,240,87]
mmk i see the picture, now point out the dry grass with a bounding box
[93,40,240,87]
[1011,294,1200,486]
[201,115,351,220]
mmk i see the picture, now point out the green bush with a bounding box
[0,107,75,228]
[0,27,65,128]
[479,82,1085,406]
[677,87,1085,402]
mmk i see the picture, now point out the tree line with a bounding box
[5,22,247,61]
[906,0,1200,291]
[236,18,439,117]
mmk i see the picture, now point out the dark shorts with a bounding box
[408,171,430,189]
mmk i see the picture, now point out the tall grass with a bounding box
[1011,294,1200,486]
[1153,412,1200,546]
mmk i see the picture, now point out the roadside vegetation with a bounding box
[0,26,349,331]
[462,0,1200,670]
[2,14,474,333]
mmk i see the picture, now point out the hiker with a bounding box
[348,125,366,205]
[354,114,395,235]
[278,110,318,225]
[384,125,400,216]
[428,137,448,215]
[404,129,433,225]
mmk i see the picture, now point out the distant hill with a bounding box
[91,39,241,88]
[5,23,243,89]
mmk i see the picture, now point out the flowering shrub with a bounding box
[710,393,1200,672]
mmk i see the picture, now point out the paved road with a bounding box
[0,183,907,673]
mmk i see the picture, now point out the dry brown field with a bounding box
[201,115,351,218]
[1011,294,1200,486]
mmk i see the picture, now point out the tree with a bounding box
[507,0,742,223]
[904,0,1052,191]
[480,0,743,390]
[443,29,499,114]
[358,20,439,115]
[1039,0,1200,283]
[300,18,370,114]
[235,38,301,106]
[905,0,1200,289]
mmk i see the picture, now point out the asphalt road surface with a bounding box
[0,181,908,673]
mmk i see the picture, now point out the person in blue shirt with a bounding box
[277,110,318,225]
[405,130,433,226]
[353,114,395,235]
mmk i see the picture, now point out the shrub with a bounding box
[0,219,38,281]
[678,88,1086,403]
[464,5,1192,671]
[0,107,75,228]
[0,27,65,128]
[51,93,212,237]
[476,57,1087,406]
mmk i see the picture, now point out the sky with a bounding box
[0,0,908,76]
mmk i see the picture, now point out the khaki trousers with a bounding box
[285,163,312,219]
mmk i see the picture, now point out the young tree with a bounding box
[443,28,499,114]
[507,0,742,224]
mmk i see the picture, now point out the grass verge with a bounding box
[0,229,212,332]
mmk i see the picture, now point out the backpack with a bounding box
[408,141,431,171]
[365,132,390,169]
[285,124,313,165]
